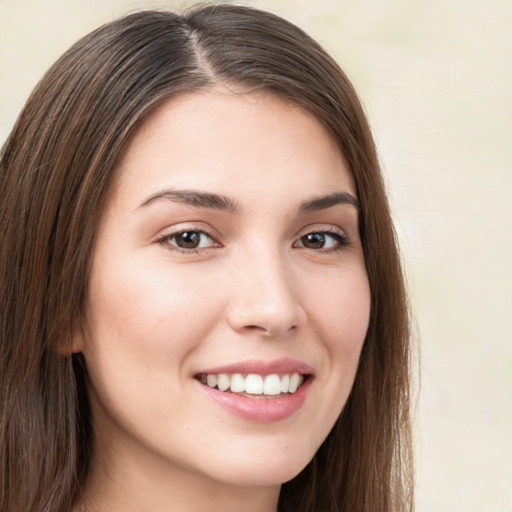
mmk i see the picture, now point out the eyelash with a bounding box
[157,228,219,254]
[293,227,350,253]
[157,227,351,254]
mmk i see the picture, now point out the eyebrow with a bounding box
[137,188,360,215]
[297,192,361,214]
[138,189,239,213]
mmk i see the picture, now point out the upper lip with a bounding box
[196,358,314,376]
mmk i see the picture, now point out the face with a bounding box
[76,90,370,492]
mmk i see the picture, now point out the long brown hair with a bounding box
[0,5,413,511]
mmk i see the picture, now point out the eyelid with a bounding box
[296,224,348,239]
[293,225,351,251]
[155,223,222,252]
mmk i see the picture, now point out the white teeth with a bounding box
[245,374,263,394]
[230,373,245,393]
[217,373,230,392]
[288,373,304,393]
[202,372,305,396]
[288,373,303,393]
[206,374,217,388]
[263,374,282,395]
[280,374,290,393]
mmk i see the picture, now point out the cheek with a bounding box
[81,258,227,436]
[296,266,370,453]
[306,267,371,357]
[89,255,217,333]
[82,255,225,386]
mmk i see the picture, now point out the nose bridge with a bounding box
[228,239,305,336]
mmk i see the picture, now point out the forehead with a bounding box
[110,89,356,210]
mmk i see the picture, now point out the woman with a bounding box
[0,5,413,512]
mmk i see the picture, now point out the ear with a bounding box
[55,318,86,355]
[70,327,85,354]
[70,311,87,354]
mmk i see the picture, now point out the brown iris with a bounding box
[300,232,327,249]
[174,231,201,249]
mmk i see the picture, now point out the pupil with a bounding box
[303,233,325,249]
[177,232,200,248]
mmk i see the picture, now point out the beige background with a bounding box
[1,1,511,510]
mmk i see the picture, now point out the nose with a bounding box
[226,247,306,337]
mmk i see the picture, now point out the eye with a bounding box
[160,230,217,251]
[294,230,348,251]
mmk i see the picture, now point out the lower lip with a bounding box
[198,378,312,423]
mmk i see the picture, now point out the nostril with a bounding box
[243,325,270,334]
[242,323,299,336]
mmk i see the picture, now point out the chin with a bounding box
[200,449,312,488]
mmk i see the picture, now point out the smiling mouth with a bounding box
[195,372,310,398]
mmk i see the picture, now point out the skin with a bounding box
[73,89,371,512]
